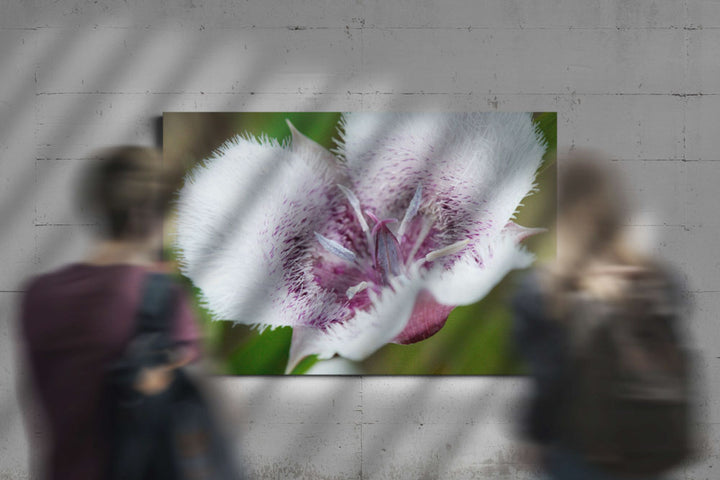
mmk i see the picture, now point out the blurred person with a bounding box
[18,147,204,479]
[513,151,693,480]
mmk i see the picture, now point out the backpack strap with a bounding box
[136,273,175,336]
[130,273,177,366]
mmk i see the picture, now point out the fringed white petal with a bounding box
[175,134,343,328]
[287,266,425,372]
[338,112,545,244]
[424,228,535,306]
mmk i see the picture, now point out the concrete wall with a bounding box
[1,1,718,478]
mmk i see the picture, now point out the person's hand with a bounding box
[133,346,196,395]
[134,364,174,395]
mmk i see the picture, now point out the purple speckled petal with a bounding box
[337,113,545,256]
[423,223,538,306]
[176,132,345,329]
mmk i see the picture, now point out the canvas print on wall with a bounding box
[164,112,556,375]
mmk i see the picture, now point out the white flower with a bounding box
[176,113,546,372]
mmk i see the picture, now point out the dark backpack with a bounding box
[562,268,692,476]
[105,273,242,480]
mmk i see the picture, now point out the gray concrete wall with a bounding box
[1,1,718,478]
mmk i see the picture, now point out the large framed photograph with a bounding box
[164,112,556,375]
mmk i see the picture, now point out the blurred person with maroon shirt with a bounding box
[20,147,201,480]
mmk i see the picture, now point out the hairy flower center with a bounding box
[315,184,469,306]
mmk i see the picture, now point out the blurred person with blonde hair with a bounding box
[513,151,693,479]
[19,147,201,479]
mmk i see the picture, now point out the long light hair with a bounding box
[546,150,650,318]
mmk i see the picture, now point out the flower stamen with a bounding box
[405,221,432,268]
[424,239,470,263]
[314,232,358,264]
[397,184,422,239]
[338,184,374,257]
[346,281,369,300]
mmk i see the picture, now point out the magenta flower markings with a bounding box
[175,113,547,372]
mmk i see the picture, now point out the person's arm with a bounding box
[169,284,202,363]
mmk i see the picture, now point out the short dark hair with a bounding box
[84,146,181,239]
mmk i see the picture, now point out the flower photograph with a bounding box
[164,112,556,375]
